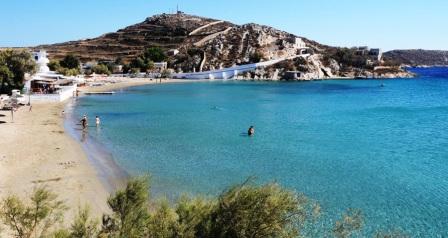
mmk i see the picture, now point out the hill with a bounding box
[384,50,448,66]
[33,13,413,79]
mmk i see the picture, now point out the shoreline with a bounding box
[0,78,197,235]
[63,99,129,193]
[63,78,208,191]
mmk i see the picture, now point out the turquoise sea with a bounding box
[69,68,448,237]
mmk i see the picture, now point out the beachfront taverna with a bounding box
[24,50,79,102]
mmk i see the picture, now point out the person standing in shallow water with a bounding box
[95,116,100,127]
[248,126,255,136]
[80,115,88,130]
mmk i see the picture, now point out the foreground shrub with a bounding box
[1,177,407,238]
[70,206,98,238]
[200,181,319,238]
[175,196,214,237]
[99,177,150,238]
[0,187,67,238]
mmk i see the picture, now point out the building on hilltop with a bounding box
[368,48,382,61]
[356,46,383,62]
[284,37,310,55]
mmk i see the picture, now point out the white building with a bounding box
[294,37,307,49]
[154,62,168,71]
[24,50,77,103]
[32,50,50,74]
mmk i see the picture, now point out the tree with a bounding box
[48,60,61,71]
[0,49,36,94]
[60,55,80,69]
[57,67,80,76]
[0,65,14,94]
[175,196,214,238]
[325,48,369,70]
[130,68,140,75]
[129,57,146,72]
[146,199,178,238]
[144,47,167,62]
[100,177,150,238]
[146,61,155,71]
[0,187,67,238]
[160,69,171,78]
[92,64,111,75]
[70,206,98,238]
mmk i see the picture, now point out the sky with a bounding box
[0,0,447,51]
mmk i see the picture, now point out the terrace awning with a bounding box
[34,79,72,85]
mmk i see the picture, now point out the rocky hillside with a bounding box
[36,14,235,62]
[384,50,448,66]
[35,13,413,79]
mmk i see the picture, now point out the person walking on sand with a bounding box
[95,115,100,127]
[80,115,88,130]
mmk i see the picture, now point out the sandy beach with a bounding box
[0,103,110,227]
[78,77,203,93]
[0,77,201,234]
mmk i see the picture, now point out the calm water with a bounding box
[72,69,448,236]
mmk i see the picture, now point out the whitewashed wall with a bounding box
[30,85,77,103]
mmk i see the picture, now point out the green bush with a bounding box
[57,67,80,76]
[70,206,98,238]
[144,47,167,62]
[48,60,61,71]
[99,177,150,238]
[0,187,67,238]
[60,55,80,69]
[202,182,317,238]
[92,64,111,75]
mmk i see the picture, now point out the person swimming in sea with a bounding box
[248,126,255,136]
